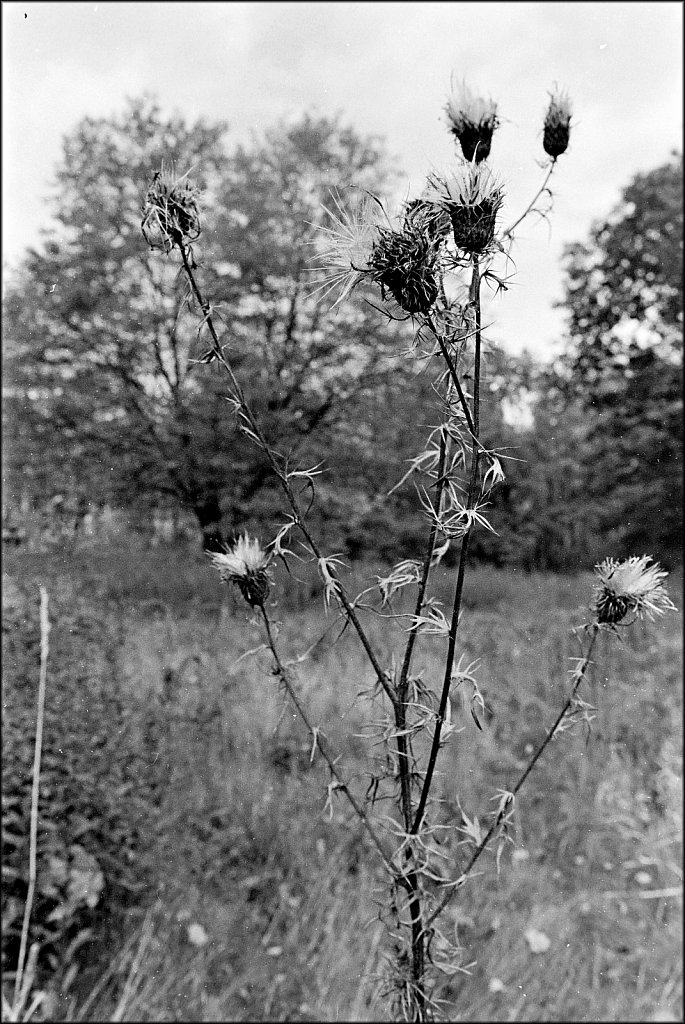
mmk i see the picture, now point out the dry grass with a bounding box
[2,538,682,1021]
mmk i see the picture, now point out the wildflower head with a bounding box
[310,191,384,306]
[593,556,676,625]
[368,223,440,315]
[141,163,202,252]
[423,164,504,255]
[209,534,272,608]
[543,87,573,159]
[445,79,499,163]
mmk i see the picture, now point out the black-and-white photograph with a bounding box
[2,3,682,1021]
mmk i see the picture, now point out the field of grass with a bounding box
[2,534,682,1022]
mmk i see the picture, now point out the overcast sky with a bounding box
[2,1,682,358]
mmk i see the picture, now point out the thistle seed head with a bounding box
[310,191,385,306]
[209,534,272,608]
[543,88,573,159]
[445,79,499,163]
[142,163,202,252]
[593,555,676,625]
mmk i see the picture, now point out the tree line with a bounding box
[2,98,681,570]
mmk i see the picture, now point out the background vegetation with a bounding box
[2,98,682,1020]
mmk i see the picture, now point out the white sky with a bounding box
[2,1,683,358]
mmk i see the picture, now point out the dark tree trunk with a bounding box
[193,492,225,552]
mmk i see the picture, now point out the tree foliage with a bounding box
[3,98,405,549]
[553,153,683,563]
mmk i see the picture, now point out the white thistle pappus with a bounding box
[209,534,272,608]
[593,555,676,625]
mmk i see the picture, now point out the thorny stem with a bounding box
[501,159,556,241]
[178,238,428,1001]
[259,605,397,878]
[412,256,483,838]
[398,432,449,708]
[424,624,600,932]
[177,243,395,707]
[425,316,475,438]
[392,432,448,1023]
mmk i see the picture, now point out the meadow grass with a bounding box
[2,536,682,1021]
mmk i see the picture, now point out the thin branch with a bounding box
[500,159,556,241]
[259,606,397,878]
[13,588,50,1009]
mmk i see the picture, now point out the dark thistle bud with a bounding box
[543,88,573,159]
[445,80,499,163]
[142,163,202,252]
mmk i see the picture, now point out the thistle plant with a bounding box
[141,80,676,1021]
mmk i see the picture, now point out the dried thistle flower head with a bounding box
[423,164,504,255]
[403,197,451,242]
[445,79,499,163]
[141,163,202,252]
[310,191,385,306]
[368,223,440,314]
[209,534,271,608]
[593,555,676,625]
[543,88,573,159]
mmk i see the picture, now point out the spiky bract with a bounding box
[368,224,440,315]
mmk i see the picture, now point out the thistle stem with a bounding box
[501,159,556,240]
[177,243,395,707]
[411,256,483,837]
[424,624,600,931]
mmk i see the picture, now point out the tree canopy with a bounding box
[3,98,410,549]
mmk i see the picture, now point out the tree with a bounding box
[3,99,403,549]
[555,154,683,564]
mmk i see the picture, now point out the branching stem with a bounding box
[412,256,483,837]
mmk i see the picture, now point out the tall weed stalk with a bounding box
[141,81,676,1020]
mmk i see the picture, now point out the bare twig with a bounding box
[13,588,50,1011]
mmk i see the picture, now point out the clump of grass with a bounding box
[3,546,681,1020]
